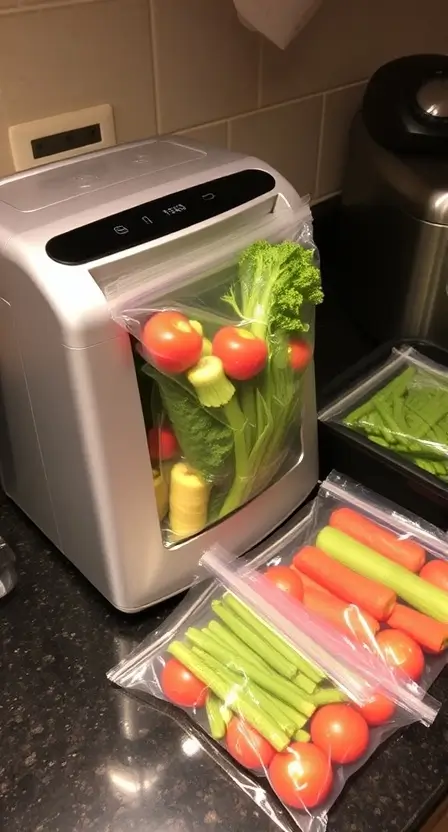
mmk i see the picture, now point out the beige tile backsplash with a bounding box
[0,0,447,199]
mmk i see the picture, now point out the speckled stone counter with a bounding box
[1,261,447,832]
[1,485,448,832]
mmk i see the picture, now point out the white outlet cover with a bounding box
[8,104,116,172]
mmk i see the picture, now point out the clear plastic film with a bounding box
[108,473,447,832]
[0,536,17,599]
[200,548,439,724]
[320,346,448,484]
[104,205,323,547]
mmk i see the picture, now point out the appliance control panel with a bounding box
[46,169,276,265]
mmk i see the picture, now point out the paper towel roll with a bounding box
[234,0,322,50]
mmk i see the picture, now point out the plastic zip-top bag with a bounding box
[103,203,323,547]
[108,472,448,832]
[320,346,448,483]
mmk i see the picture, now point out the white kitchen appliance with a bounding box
[0,138,318,611]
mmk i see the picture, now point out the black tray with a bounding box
[317,338,448,529]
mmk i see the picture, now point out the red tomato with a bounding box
[264,566,303,601]
[142,311,203,374]
[226,717,275,770]
[376,629,425,682]
[269,742,333,809]
[148,426,178,461]
[212,326,268,381]
[419,560,448,593]
[311,704,369,765]
[288,339,313,372]
[356,692,396,726]
[160,659,207,708]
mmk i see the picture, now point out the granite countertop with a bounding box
[1,260,448,832]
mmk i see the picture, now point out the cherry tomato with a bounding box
[356,692,396,726]
[142,311,203,374]
[269,742,333,809]
[264,566,303,601]
[419,560,448,593]
[288,339,313,372]
[226,717,275,770]
[148,426,178,461]
[212,326,268,381]
[311,704,369,764]
[376,629,425,682]
[160,658,207,708]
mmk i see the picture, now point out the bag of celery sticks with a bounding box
[104,204,323,546]
[108,472,448,832]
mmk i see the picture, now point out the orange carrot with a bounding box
[302,587,379,643]
[293,545,396,621]
[387,603,448,654]
[294,567,380,638]
[329,508,426,573]
[291,567,333,598]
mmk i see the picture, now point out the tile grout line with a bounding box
[226,79,367,126]
[311,189,340,206]
[0,0,109,14]
[148,0,162,135]
[257,37,263,109]
[225,119,231,150]
[314,92,327,199]
[174,77,365,139]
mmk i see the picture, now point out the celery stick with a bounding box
[211,600,297,679]
[207,620,271,671]
[310,688,348,706]
[294,673,317,695]
[191,646,296,737]
[187,627,315,717]
[220,703,232,725]
[220,595,325,683]
[316,527,448,623]
[206,692,227,740]
[168,642,290,751]
[261,694,308,730]
[293,728,311,743]
[203,636,308,728]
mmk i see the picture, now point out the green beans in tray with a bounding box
[343,355,448,481]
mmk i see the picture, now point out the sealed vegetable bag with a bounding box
[104,204,323,546]
[108,472,448,832]
[321,345,448,483]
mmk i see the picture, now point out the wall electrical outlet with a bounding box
[8,104,116,172]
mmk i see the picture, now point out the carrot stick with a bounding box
[301,587,379,643]
[293,545,396,621]
[387,604,448,654]
[291,567,333,597]
[329,507,426,573]
[295,568,380,638]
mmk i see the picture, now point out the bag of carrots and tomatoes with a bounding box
[108,472,448,832]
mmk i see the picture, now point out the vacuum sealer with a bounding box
[0,137,320,610]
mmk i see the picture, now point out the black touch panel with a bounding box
[45,169,276,266]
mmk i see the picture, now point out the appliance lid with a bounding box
[362,54,448,156]
[0,139,205,212]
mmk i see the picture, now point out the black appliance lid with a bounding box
[362,54,448,155]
